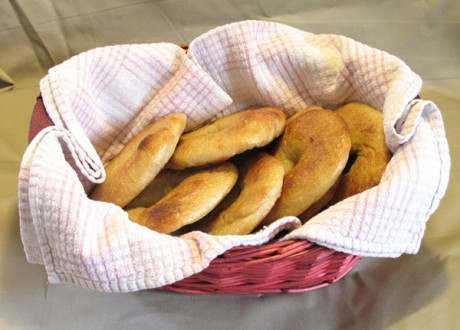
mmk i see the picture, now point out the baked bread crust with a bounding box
[198,153,285,235]
[127,162,238,234]
[331,102,392,203]
[90,113,187,207]
[167,107,286,169]
[262,108,351,224]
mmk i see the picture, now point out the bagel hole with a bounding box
[343,153,358,174]
[228,141,277,167]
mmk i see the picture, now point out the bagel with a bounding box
[196,152,285,235]
[297,177,340,223]
[90,113,187,207]
[262,108,351,225]
[285,105,324,124]
[127,162,238,234]
[167,107,286,170]
[330,102,392,202]
[126,168,196,209]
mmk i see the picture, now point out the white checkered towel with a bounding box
[19,20,450,292]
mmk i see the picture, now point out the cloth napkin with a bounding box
[19,20,450,292]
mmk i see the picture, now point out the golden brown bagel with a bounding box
[197,152,285,235]
[167,107,286,170]
[262,108,351,225]
[297,177,340,223]
[330,102,392,202]
[90,113,186,207]
[126,168,196,209]
[286,105,324,124]
[127,162,238,234]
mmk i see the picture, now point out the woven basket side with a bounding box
[160,240,361,294]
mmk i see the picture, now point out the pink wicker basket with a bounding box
[30,43,365,294]
[28,94,361,294]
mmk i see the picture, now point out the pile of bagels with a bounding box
[90,102,392,236]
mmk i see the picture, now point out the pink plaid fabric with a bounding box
[19,20,450,292]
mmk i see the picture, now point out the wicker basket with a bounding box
[28,95,361,294]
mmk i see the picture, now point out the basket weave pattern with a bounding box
[161,240,361,294]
